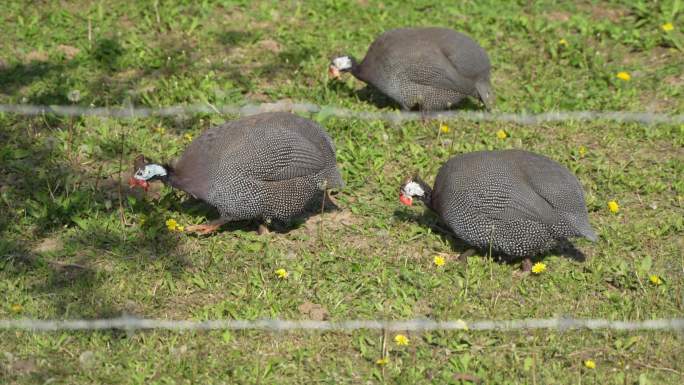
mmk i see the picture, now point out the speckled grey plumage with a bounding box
[352,27,493,110]
[427,150,596,257]
[168,112,343,223]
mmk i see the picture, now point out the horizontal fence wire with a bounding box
[1,103,683,124]
[1,318,683,332]
[2,104,681,334]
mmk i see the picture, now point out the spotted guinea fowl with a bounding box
[329,27,493,111]
[399,150,596,267]
[129,112,344,234]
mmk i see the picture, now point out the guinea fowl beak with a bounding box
[399,193,413,206]
[328,64,341,79]
[128,177,149,192]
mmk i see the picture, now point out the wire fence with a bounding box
[1,103,683,124]
[1,317,683,332]
[2,102,681,335]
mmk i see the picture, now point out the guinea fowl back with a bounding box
[173,112,342,223]
[248,113,341,184]
[431,150,595,257]
[356,27,492,110]
[253,113,343,221]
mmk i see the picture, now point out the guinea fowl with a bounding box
[399,150,597,268]
[129,112,344,234]
[329,27,493,111]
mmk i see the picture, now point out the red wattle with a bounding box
[328,65,340,79]
[399,193,412,206]
[129,177,149,191]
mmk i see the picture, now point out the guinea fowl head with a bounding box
[399,176,432,207]
[328,56,357,79]
[129,155,168,191]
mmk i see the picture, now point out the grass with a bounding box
[1,0,683,384]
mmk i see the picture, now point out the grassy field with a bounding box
[1,0,683,384]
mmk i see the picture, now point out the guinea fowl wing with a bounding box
[243,123,335,183]
[439,43,490,81]
[489,181,563,228]
[439,152,562,229]
[490,152,586,235]
[402,57,474,95]
[516,155,596,240]
[408,29,487,92]
[260,141,330,181]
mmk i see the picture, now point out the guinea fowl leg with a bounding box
[521,258,533,273]
[420,108,430,125]
[325,190,333,204]
[323,189,341,210]
[457,248,476,263]
[257,224,270,235]
[186,218,229,235]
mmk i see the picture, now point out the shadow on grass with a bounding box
[0,115,195,319]
[258,44,317,81]
[0,61,73,105]
[326,80,489,112]
[1,235,124,319]
[92,38,125,71]
[0,35,219,107]
[393,208,472,254]
[355,85,403,110]
[217,30,262,47]
[325,80,402,110]
[0,36,129,105]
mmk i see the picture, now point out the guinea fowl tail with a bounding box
[567,213,598,242]
[323,167,345,190]
[475,80,494,111]
[579,226,598,242]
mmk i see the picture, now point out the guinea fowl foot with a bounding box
[521,258,532,273]
[323,190,341,210]
[458,249,476,263]
[420,109,431,124]
[257,224,270,235]
[186,219,229,235]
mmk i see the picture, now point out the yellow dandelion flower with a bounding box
[10,304,23,313]
[165,218,179,231]
[275,268,289,279]
[616,72,631,81]
[376,357,389,366]
[394,334,409,346]
[608,200,619,214]
[578,145,587,158]
[434,255,446,267]
[558,38,568,46]
[155,126,166,135]
[176,225,185,232]
[584,360,596,369]
[649,274,662,286]
[496,129,508,140]
[661,22,674,32]
[184,133,193,142]
[531,262,546,274]
[439,123,450,133]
